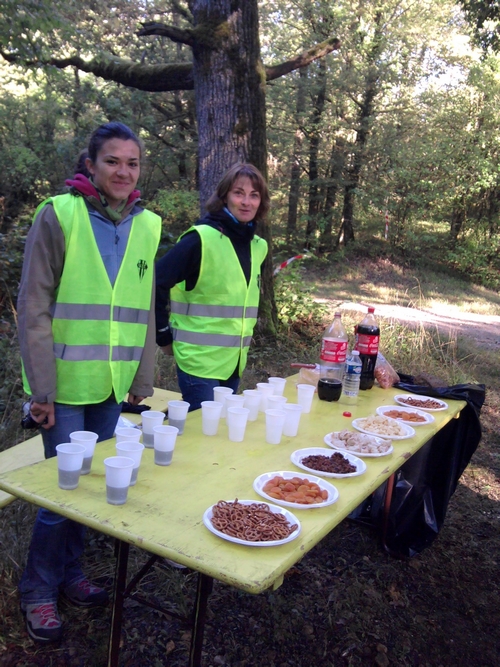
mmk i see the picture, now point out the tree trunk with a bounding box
[191,0,276,336]
[286,68,307,246]
[319,138,344,252]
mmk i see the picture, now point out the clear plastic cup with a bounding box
[115,441,145,485]
[201,401,223,436]
[213,387,234,418]
[267,395,287,409]
[153,425,179,466]
[256,383,274,412]
[242,389,261,422]
[167,400,190,435]
[296,383,316,414]
[104,456,135,504]
[268,377,287,396]
[224,394,246,415]
[69,431,98,475]
[115,427,142,443]
[141,411,166,448]
[282,403,303,437]
[56,443,85,490]
[265,409,287,445]
[226,407,250,442]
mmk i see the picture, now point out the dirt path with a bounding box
[336,301,500,350]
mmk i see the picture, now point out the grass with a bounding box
[0,255,499,666]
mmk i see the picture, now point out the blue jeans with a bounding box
[19,397,122,605]
[176,366,240,411]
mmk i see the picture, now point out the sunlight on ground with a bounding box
[460,467,500,504]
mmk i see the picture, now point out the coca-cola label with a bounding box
[355,334,379,354]
[320,339,348,363]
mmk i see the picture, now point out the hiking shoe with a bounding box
[61,579,109,608]
[21,602,62,642]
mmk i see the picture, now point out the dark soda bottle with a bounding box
[354,307,380,390]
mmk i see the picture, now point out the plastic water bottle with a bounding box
[341,351,362,403]
[319,311,348,381]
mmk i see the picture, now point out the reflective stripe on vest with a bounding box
[170,224,267,380]
[22,194,161,404]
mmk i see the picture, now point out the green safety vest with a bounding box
[170,224,268,379]
[22,194,161,404]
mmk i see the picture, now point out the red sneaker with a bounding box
[21,601,62,642]
[62,579,109,608]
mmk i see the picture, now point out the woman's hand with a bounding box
[30,402,55,429]
[127,393,145,406]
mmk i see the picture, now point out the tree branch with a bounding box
[265,37,341,81]
[137,22,196,47]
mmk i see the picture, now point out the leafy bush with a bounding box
[274,265,327,331]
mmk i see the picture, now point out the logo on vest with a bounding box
[137,259,148,281]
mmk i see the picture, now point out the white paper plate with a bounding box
[376,405,435,426]
[394,394,448,412]
[290,447,366,478]
[253,471,339,509]
[352,416,415,440]
[203,500,301,547]
[324,432,394,457]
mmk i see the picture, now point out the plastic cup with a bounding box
[115,427,142,443]
[167,400,190,435]
[256,383,274,412]
[282,403,303,437]
[242,389,261,422]
[153,425,179,466]
[296,383,316,414]
[201,401,223,436]
[115,441,144,485]
[265,409,287,445]
[268,377,287,396]
[141,411,166,448]
[56,443,85,490]
[224,394,246,415]
[213,387,234,418]
[267,395,287,409]
[69,431,98,475]
[226,407,250,443]
[104,456,135,504]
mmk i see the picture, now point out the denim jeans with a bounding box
[19,397,122,605]
[176,366,240,411]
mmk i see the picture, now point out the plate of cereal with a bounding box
[324,431,393,457]
[203,499,301,546]
[291,447,366,478]
[394,394,448,411]
[376,405,435,426]
[253,471,339,509]
[352,415,415,440]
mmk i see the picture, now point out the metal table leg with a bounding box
[108,539,129,667]
[188,573,213,667]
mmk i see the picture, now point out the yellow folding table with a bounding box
[0,380,465,666]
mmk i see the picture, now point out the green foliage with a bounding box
[150,189,200,257]
[274,265,327,331]
[445,237,500,290]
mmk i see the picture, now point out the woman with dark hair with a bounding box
[17,122,161,642]
[155,162,269,410]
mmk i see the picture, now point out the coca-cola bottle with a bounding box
[319,311,348,382]
[354,307,380,390]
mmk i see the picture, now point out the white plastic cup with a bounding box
[167,400,190,435]
[201,401,223,436]
[141,411,166,448]
[69,431,98,475]
[242,389,261,422]
[267,395,287,409]
[115,427,142,443]
[104,456,135,504]
[153,425,179,466]
[226,407,250,442]
[265,409,287,445]
[282,403,303,437]
[56,443,86,490]
[224,394,246,415]
[256,383,274,412]
[115,441,145,485]
[268,377,287,396]
[213,387,233,418]
[296,383,316,414]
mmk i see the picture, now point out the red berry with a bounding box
[343,411,352,417]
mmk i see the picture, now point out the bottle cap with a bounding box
[368,307,375,313]
[352,350,360,356]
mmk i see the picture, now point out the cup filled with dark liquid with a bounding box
[317,378,342,402]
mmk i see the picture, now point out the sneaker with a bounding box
[61,579,109,608]
[21,602,62,642]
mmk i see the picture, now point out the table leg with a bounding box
[108,539,129,667]
[188,573,213,667]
